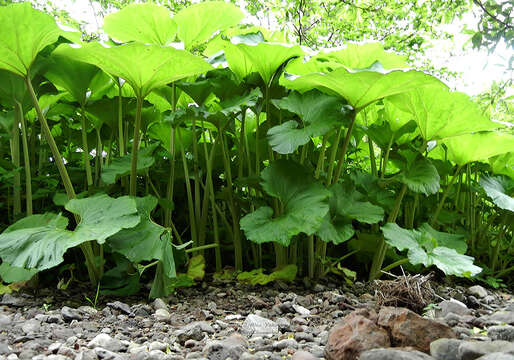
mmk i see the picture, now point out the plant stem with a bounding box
[333,111,357,184]
[129,96,143,196]
[80,106,93,189]
[369,183,407,281]
[178,128,198,248]
[431,164,463,227]
[11,103,21,216]
[17,103,32,215]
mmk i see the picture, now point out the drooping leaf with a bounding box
[398,156,440,195]
[54,42,212,98]
[316,215,355,245]
[225,42,303,85]
[444,131,514,166]
[479,176,514,212]
[0,3,62,77]
[417,223,467,254]
[282,67,441,111]
[186,255,205,281]
[101,144,158,184]
[240,160,330,246]
[382,223,481,277]
[174,1,244,50]
[0,263,37,283]
[489,153,514,180]
[45,54,100,106]
[389,85,499,141]
[268,90,349,154]
[108,196,177,277]
[66,194,140,245]
[103,4,177,45]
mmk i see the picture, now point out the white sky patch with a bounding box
[50,0,512,96]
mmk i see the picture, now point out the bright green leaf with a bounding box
[0,3,62,77]
[174,1,244,50]
[479,176,514,212]
[103,4,177,45]
[101,144,158,184]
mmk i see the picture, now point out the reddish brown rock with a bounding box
[378,307,456,352]
[324,309,390,360]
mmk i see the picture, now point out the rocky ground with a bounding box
[0,279,513,360]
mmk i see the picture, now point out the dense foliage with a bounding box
[0,1,512,298]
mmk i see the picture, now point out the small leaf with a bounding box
[101,144,158,185]
[399,156,440,195]
[186,255,205,281]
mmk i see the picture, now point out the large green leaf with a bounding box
[45,54,100,106]
[382,223,482,277]
[285,42,408,75]
[225,42,303,85]
[268,90,349,154]
[174,1,244,50]
[281,67,441,111]
[103,4,177,45]
[101,144,158,184]
[108,196,176,277]
[389,85,499,141]
[0,3,62,77]
[0,213,74,271]
[54,43,212,98]
[240,160,330,246]
[316,184,384,244]
[444,131,514,166]
[479,176,514,212]
[490,152,514,180]
[0,263,38,283]
[398,155,440,195]
[66,194,140,244]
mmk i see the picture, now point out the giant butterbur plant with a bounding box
[0,1,512,296]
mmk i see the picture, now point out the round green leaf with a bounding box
[479,176,514,212]
[103,4,177,45]
[174,1,244,50]
[0,3,62,77]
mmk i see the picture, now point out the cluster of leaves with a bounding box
[0,1,512,298]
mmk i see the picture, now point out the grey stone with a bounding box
[468,286,488,298]
[459,341,514,360]
[241,314,279,337]
[291,351,318,360]
[94,347,123,360]
[202,333,248,360]
[176,324,204,344]
[74,349,98,360]
[48,342,62,354]
[17,350,37,360]
[148,350,166,360]
[47,356,70,360]
[273,338,298,350]
[154,309,170,322]
[275,317,291,332]
[478,311,514,326]
[152,299,168,312]
[0,315,11,327]
[295,332,315,342]
[476,354,514,360]
[1,294,27,307]
[61,306,82,322]
[488,325,514,341]
[21,319,41,334]
[149,342,167,352]
[430,338,463,360]
[106,301,131,315]
[359,348,435,360]
[87,334,125,352]
[0,343,12,355]
[437,299,471,317]
[183,321,214,334]
[293,304,311,316]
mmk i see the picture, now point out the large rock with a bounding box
[359,348,435,360]
[430,338,462,360]
[378,307,456,352]
[436,299,471,318]
[468,286,488,299]
[478,311,514,326]
[203,333,248,360]
[324,309,390,360]
[241,314,279,337]
[488,325,514,341]
[476,354,514,360]
[458,341,514,360]
[87,333,125,352]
